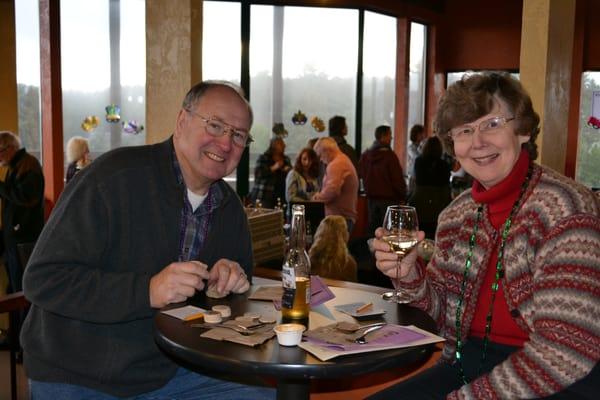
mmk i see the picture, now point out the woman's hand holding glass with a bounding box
[374,228,425,279]
[374,205,425,304]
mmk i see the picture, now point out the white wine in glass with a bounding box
[381,205,419,303]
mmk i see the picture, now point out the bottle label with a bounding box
[282,264,296,289]
[281,264,296,309]
[282,287,295,309]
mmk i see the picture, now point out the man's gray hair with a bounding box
[0,131,22,149]
[182,80,254,127]
[314,137,338,153]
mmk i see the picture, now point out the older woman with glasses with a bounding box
[370,72,600,399]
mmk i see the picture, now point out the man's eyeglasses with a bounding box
[449,116,515,143]
[185,109,253,148]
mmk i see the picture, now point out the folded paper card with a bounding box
[334,302,386,318]
[161,305,207,320]
[300,323,445,361]
[308,275,336,306]
[249,275,335,309]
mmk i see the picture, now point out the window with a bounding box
[577,72,600,188]
[60,0,146,175]
[407,22,427,139]
[248,5,358,189]
[202,1,241,84]
[15,0,41,161]
[362,11,397,151]
[202,2,400,195]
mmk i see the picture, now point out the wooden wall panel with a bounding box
[0,0,18,134]
[583,0,600,69]
[435,0,522,72]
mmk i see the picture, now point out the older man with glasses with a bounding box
[20,81,275,399]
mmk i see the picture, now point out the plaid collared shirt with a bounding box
[173,153,222,262]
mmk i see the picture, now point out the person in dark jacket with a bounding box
[0,130,44,293]
[20,82,274,399]
[408,136,452,239]
[249,135,291,208]
[329,115,359,172]
[358,125,407,236]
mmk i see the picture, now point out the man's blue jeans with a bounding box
[30,367,275,399]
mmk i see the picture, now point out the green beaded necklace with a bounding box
[454,163,532,384]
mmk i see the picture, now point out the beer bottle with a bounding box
[281,204,311,321]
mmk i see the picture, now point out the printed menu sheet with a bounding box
[300,323,444,361]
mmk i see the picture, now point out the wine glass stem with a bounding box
[394,257,400,298]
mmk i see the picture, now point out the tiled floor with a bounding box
[0,350,28,400]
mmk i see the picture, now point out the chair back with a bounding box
[0,291,28,400]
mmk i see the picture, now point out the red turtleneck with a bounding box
[469,150,529,347]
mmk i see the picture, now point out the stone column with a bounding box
[146,0,202,144]
[519,0,576,173]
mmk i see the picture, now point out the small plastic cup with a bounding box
[273,323,306,346]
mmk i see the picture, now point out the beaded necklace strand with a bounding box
[454,163,533,384]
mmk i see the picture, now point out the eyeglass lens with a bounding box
[451,116,511,140]
[205,119,249,147]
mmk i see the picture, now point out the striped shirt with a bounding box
[172,153,222,261]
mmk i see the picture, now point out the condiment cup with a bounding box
[273,323,305,346]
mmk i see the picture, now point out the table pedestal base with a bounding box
[277,379,309,400]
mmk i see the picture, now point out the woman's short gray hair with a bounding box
[0,131,22,150]
[66,136,90,163]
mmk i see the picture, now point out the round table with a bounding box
[155,278,438,400]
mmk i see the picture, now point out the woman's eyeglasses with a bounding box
[449,116,515,143]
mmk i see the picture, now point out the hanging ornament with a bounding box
[292,110,307,125]
[122,120,144,135]
[311,116,325,133]
[81,115,100,133]
[105,104,121,123]
[590,91,600,130]
[587,116,600,130]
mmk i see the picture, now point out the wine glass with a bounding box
[380,205,419,303]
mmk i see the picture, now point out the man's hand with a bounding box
[149,261,209,308]
[271,160,284,172]
[373,227,425,281]
[206,259,250,297]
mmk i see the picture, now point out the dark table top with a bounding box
[154,278,438,381]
